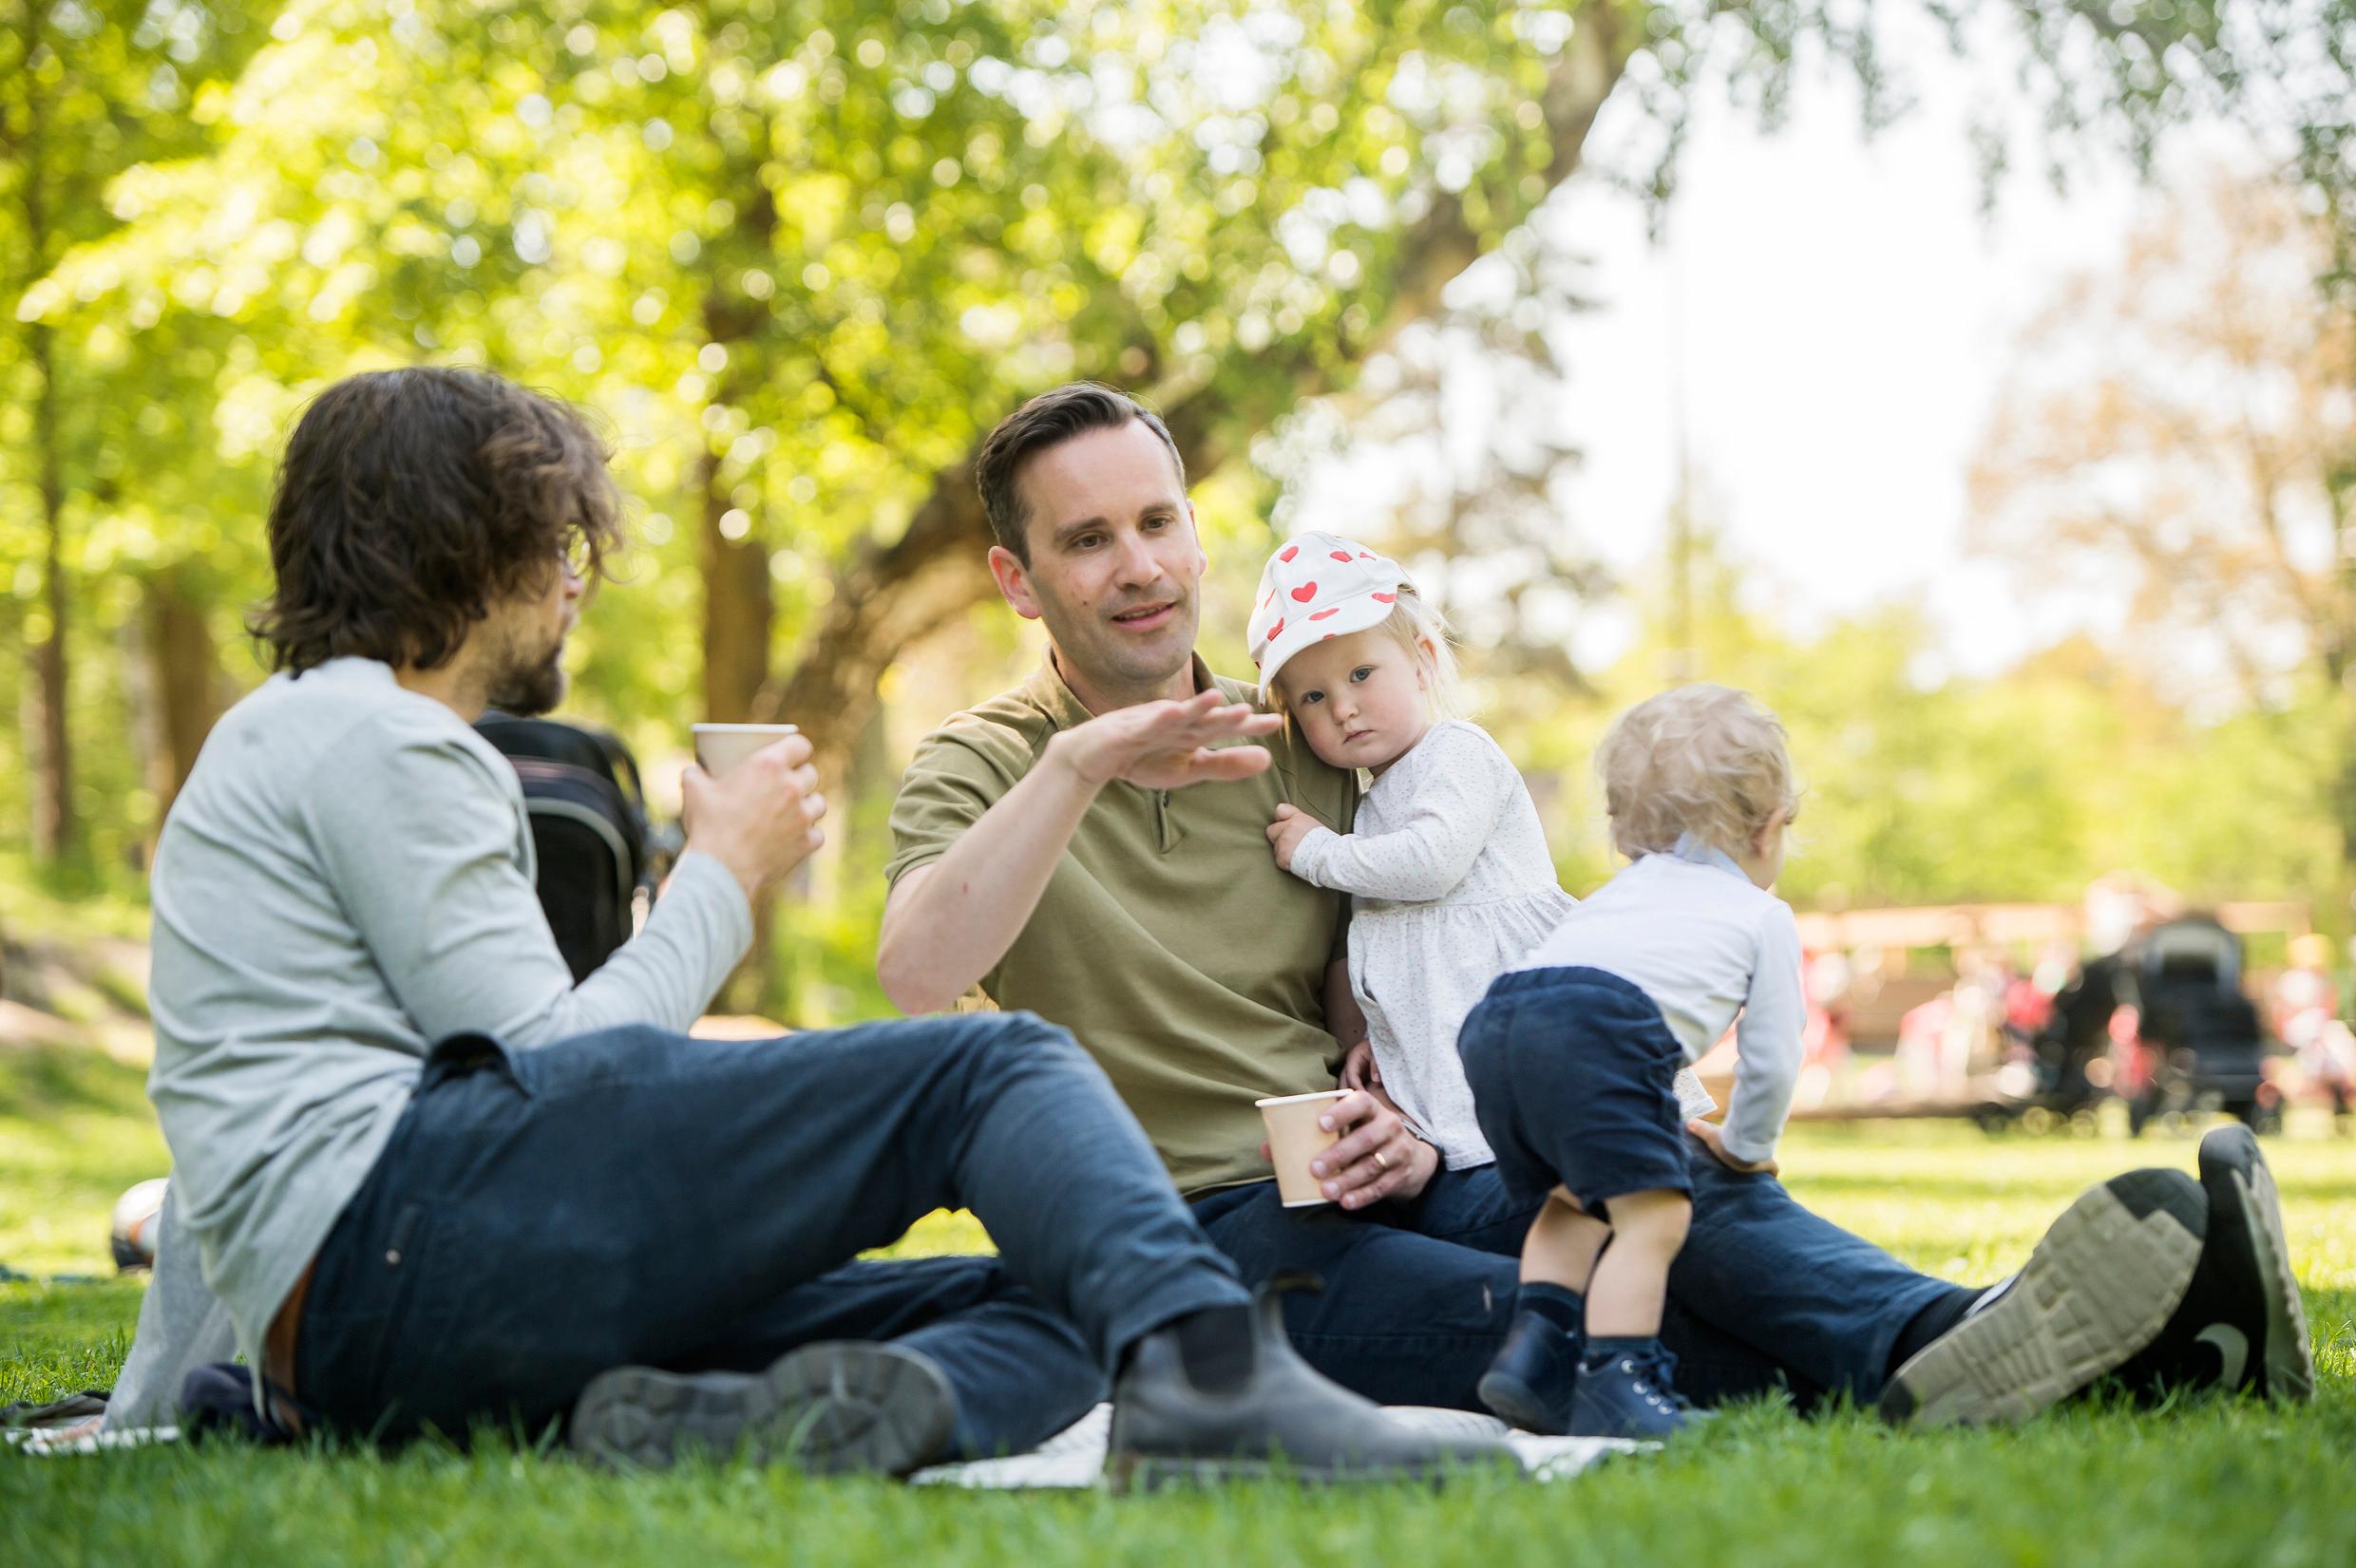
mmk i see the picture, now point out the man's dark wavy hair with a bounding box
[251,367,622,674]
[974,381,1186,563]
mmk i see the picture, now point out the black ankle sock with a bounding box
[1887,1286,1983,1375]
[1582,1334,1660,1371]
[1168,1303,1256,1394]
[1517,1282,1584,1336]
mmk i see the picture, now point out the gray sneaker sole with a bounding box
[569,1341,957,1475]
[2199,1124,2314,1402]
[1879,1169,2206,1427]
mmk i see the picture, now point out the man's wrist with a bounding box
[1041,728,1115,794]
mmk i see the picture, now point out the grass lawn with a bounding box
[5,1037,2353,1567]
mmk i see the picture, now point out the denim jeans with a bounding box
[294,1011,1248,1454]
[1190,1133,1966,1412]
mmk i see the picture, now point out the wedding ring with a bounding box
[1375,1148,1391,1172]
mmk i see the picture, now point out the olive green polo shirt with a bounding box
[886,656,1360,1197]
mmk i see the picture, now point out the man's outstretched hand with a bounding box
[1049,689,1282,792]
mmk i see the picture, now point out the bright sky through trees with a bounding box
[1292,15,2256,684]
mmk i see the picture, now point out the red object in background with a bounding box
[2110,1003,2155,1097]
[2004,975,2053,1036]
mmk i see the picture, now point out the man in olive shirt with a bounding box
[884,654,1355,1194]
[883,381,2311,1425]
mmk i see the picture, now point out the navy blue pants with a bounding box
[295,1013,1248,1454]
[1457,966,1694,1213]
[1191,1144,1964,1413]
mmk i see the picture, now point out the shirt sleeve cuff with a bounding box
[1288,824,1340,884]
[1716,1124,1779,1164]
[668,848,755,960]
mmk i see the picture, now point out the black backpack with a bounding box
[474,712,665,982]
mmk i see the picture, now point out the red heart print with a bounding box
[1321,633,1337,640]
[1262,587,1276,608]
[1290,581,1318,602]
[1330,550,1353,561]
[1309,608,1340,621]
[1266,616,1284,639]
[1359,551,1376,559]
[1371,592,1396,603]
[1278,545,1299,562]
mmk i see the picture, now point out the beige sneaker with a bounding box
[1879,1169,2207,1426]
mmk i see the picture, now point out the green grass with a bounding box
[5,1041,2354,1567]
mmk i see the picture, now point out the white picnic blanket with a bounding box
[12,1404,1645,1483]
[908,1404,1645,1488]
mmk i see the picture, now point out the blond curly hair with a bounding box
[1599,684,1797,860]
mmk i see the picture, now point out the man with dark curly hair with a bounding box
[128,366,1503,1483]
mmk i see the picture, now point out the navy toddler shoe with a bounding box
[1568,1337,1707,1439]
[1477,1307,1581,1434]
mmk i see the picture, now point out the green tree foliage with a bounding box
[1510,539,2344,922]
[1,1,267,876]
[8,0,2356,1008]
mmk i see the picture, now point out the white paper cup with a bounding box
[693,722,799,777]
[1256,1089,1349,1208]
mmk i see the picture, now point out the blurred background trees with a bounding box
[5,0,2354,1016]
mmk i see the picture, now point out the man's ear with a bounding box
[988,544,1042,621]
[1189,500,1208,577]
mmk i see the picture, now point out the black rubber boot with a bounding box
[1108,1278,1514,1486]
[569,1340,958,1475]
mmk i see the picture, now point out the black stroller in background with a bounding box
[2119,916,2275,1133]
[2024,916,2276,1134]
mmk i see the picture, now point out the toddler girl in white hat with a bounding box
[1249,531,1583,1173]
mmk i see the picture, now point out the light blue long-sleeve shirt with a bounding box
[1515,837,1805,1164]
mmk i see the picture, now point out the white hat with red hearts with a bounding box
[1246,530,1407,690]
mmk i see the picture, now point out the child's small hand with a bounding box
[1687,1118,1778,1176]
[1339,1039,1380,1091]
[1266,803,1321,870]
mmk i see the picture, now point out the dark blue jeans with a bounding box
[1190,1134,1966,1412]
[295,1012,1248,1454]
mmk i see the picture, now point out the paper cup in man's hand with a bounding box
[693,723,799,777]
[1256,1089,1350,1208]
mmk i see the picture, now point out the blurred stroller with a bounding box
[2115,916,2276,1135]
[2020,952,2127,1123]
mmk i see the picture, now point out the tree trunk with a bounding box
[757,15,1636,785]
[19,21,77,869]
[27,327,75,868]
[144,570,222,822]
[697,447,773,723]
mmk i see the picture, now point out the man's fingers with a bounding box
[754,732,815,769]
[1185,745,1274,782]
[1341,1161,1408,1209]
[1168,703,1282,743]
[1316,1099,1395,1175]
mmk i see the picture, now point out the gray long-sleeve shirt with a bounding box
[133,657,751,1412]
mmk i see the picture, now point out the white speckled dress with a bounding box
[1285,720,1578,1170]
